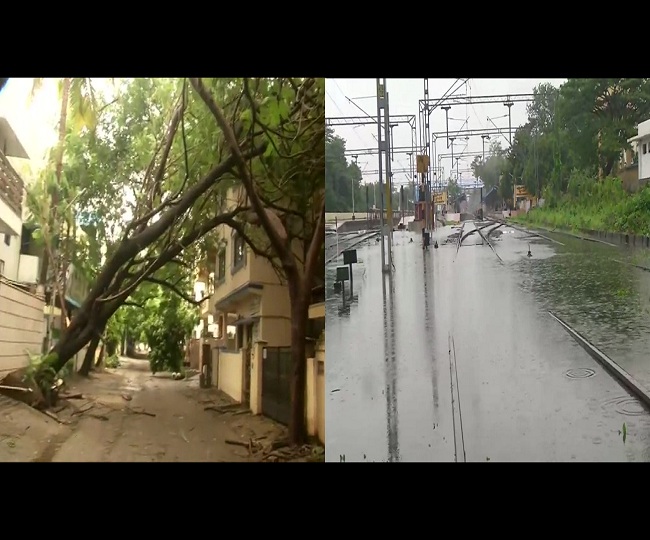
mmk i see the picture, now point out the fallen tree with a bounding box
[33,79,266,385]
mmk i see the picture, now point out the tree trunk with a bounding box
[95,341,106,368]
[288,278,309,446]
[39,78,70,287]
[78,333,100,376]
[49,299,117,374]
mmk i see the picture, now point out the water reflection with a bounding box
[515,236,650,387]
[382,272,400,462]
[421,254,439,414]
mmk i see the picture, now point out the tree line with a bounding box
[471,79,650,205]
[326,128,414,213]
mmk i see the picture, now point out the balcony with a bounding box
[0,151,24,236]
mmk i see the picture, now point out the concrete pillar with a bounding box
[305,356,317,437]
[249,342,264,414]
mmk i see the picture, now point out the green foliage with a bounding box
[519,174,650,235]
[105,354,121,368]
[325,129,409,213]
[447,177,462,206]
[470,140,507,192]
[465,78,650,232]
[24,352,59,399]
[144,287,198,374]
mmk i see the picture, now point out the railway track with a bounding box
[455,219,504,263]
[325,230,379,265]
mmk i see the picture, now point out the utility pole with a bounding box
[384,90,393,270]
[504,100,514,145]
[482,134,490,161]
[407,151,413,215]
[351,154,358,219]
[450,138,456,179]
[366,183,369,223]
[376,79,388,273]
[389,124,398,162]
[442,105,451,149]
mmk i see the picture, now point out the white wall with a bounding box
[0,278,45,375]
[0,232,21,281]
[639,135,650,181]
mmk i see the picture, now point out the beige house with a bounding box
[0,118,91,375]
[195,187,324,443]
[0,119,46,375]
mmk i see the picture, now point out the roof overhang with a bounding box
[0,118,29,159]
[214,282,263,312]
[233,315,260,326]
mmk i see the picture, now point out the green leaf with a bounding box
[240,108,252,127]
[264,143,275,158]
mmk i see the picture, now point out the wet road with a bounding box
[325,221,650,462]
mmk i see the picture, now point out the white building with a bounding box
[0,118,39,284]
[627,118,650,184]
[0,119,44,375]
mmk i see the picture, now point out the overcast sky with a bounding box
[326,78,566,187]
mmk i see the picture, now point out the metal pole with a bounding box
[349,262,354,300]
[442,106,451,148]
[376,78,387,272]
[351,155,358,218]
[366,184,369,223]
[407,151,413,215]
[384,90,393,270]
[504,101,513,145]
[335,216,339,262]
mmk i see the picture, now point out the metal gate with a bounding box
[200,343,212,388]
[243,347,251,407]
[262,346,292,425]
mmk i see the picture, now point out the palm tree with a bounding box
[30,78,101,342]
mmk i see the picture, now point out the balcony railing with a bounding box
[0,150,24,216]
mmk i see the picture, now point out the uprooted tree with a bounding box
[29,78,325,445]
[32,78,271,380]
[190,78,325,445]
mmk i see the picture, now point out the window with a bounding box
[644,143,648,155]
[217,249,226,281]
[0,259,4,275]
[207,272,215,295]
[4,234,10,246]
[232,233,245,270]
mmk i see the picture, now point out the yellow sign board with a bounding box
[434,191,447,205]
[377,83,385,99]
[416,155,430,174]
[515,185,530,198]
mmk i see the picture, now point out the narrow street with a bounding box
[326,221,650,462]
[1,358,320,462]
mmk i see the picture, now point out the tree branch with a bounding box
[126,101,185,236]
[304,195,325,289]
[144,276,207,305]
[189,78,292,270]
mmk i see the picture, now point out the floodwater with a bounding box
[325,222,650,462]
